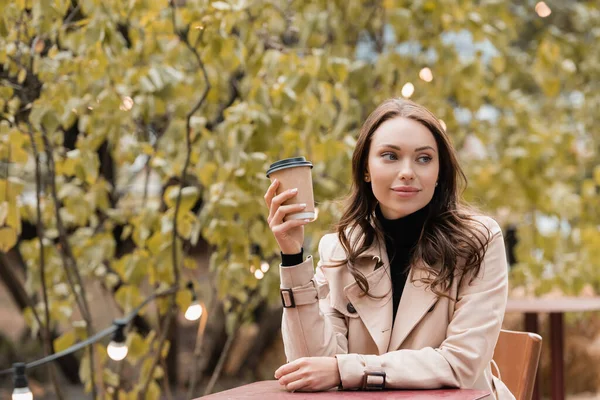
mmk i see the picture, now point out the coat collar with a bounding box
[339,229,439,354]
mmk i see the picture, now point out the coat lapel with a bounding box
[387,263,439,351]
[342,239,393,355]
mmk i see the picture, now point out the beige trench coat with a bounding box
[279,215,515,399]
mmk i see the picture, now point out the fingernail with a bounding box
[304,219,311,222]
[299,203,306,208]
[291,188,298,193]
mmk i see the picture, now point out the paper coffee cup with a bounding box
[266,157,315,221]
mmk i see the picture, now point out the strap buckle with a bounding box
[363,371,386,390]
[280,288,296,308]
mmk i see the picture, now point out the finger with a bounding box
[269,203,307,226]
[286,378,310,392]
[268,188,298,222]
[274,360,301,379]
[272,218,311,235]
[277,368,306,387]
[263,179,279,208]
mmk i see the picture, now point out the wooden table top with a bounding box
[506,297,600,313]
[198,381,490,399]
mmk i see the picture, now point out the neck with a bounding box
[375,204,429,247]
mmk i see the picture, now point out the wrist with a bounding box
[333,356,342,388]
[281,246,302,255]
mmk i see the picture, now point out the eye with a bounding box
[417,155,432,163]
[381,152,397,161]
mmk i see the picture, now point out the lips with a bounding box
[391,186,420,192]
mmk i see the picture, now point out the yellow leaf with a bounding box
[164,186,199,213]
[212,1,231,11]
[17,69,27,84]
[53,331,76,353]
[147,381,161,400]
[183,257,196,269]
[0,201,8,225]
[118,389,138,400]
[103,368,120,387]
[126,332,148,364]
[175,290,192,312]
[6,198,21,235]
[115,285,143,313]
[0,227,17,252]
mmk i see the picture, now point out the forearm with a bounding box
[279,256,348,361]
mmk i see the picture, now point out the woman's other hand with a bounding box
[274,357,341,392]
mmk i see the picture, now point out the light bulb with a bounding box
[185,301,203,321]
[254,269,264,280]
[535,2,551,17]
[107,341,128,361]
[12,387,33,400]
[12,363,32,400]
[107,320,128,361]
[419,68,433,82]
[260,261,270,273]
[401,82,415,98]
[120,96,134,111]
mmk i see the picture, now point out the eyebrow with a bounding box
[378,144,437,152]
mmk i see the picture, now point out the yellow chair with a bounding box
[492,329,543,400]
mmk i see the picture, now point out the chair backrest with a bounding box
[492,329,542,400]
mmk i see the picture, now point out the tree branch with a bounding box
[41,131,98,400]
[26,123,65,400]
[139,3,213,396]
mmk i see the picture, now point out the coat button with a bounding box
[347,303,357,314]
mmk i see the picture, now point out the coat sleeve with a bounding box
[335,218,509,389]
[280,234,349,362]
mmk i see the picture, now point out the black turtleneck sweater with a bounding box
[281,204,429,322]
[375,204,429,322]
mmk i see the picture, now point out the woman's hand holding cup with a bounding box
[265,179,311,255]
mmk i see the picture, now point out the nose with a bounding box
[398,159,415,181]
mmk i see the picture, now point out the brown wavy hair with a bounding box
[334,98,492,298]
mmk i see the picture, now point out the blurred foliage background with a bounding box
[0,0,599,398]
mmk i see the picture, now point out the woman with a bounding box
[264,98,514,398]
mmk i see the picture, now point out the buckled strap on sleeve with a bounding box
[361,355,385,390]
[280,279,327,308]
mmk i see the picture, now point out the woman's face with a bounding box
[366,117,440,220]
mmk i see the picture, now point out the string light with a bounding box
[119,96,134,111]
[535,2,551,17]
[107,320,128,361]
[260,261,270,273]
[254,269,264,280]
[401,82,415,98]
[0,285,204,394]
[12,363,32,400]
[419,67,433,82]
[185,301,203,321]
[185,282,203,321]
